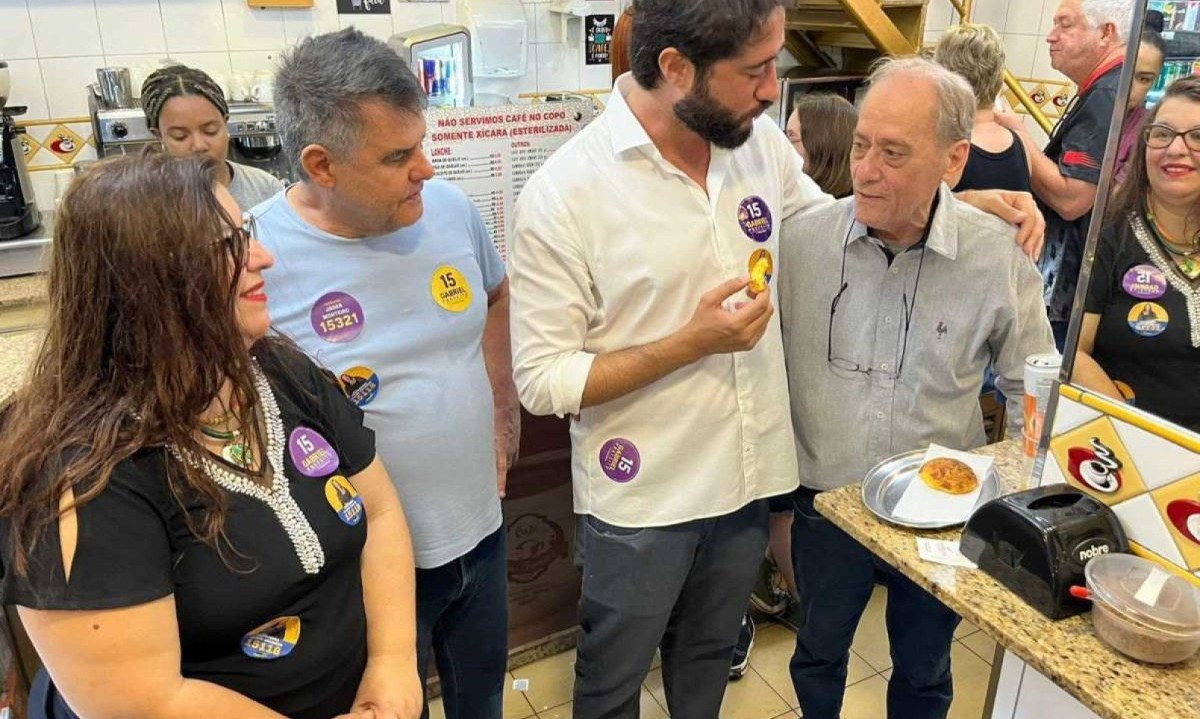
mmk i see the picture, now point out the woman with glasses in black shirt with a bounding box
[0,153,421,719]
[1075,77,1200,432]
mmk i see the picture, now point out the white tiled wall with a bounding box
[1,0,624,123]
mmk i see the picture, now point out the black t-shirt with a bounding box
[955,130,1032,194]
[1041,60,1123,323]
[1085,216,1200,432]
[0,348,377,719]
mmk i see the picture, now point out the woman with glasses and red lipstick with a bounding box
[1074,77,1200,432]
[0,154,421,719]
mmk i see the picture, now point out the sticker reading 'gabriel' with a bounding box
[431,265,473,313]
[288,427,340,477]
[737,196,773,242]
[598,437,640,483]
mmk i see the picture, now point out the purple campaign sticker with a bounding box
[289,427,340,477]
[310,291,365,343]
[599,438,640,483]
[737,195,773,242]
[1122,264,1167,300]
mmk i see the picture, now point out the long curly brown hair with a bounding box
[0,152,266,575]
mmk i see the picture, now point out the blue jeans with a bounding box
[417,524,508,719]
[789,488,960,719]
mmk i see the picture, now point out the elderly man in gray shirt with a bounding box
[777,58,1055,719]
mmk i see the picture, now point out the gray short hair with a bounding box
[866,56,975,147]
[274,28,426,180]
[1081,0,1135,42]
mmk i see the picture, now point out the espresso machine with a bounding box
[89,91,294,184]
[0,61,42,240]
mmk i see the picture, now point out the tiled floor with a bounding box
[429,586,1000,719]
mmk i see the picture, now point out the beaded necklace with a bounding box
[172,363,326,574]
[1130,212,1200,348]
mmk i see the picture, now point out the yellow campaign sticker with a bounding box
[431,265,472,313]
[325,475,364,526]
[748,249,773,295]
[241,616,301,660]
[1127,302,1168,337]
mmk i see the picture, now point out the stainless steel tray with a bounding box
[861,449,1002,530]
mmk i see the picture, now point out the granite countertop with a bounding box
[0,273,48,400]
[0,330,43,402]
[0,274,47,307]
[814,440,1200,719]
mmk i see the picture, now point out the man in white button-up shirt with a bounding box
[512,3,814,715]
[510,2,1046,716]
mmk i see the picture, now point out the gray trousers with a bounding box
[572,499,770,719]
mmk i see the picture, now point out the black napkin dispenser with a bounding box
[960,486,1128,620]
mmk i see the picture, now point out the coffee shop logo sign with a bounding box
[1067,438,1124,494]
[507,514,568,584]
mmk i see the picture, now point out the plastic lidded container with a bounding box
[1084,553,1200,664]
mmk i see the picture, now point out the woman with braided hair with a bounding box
[141,65,285,211]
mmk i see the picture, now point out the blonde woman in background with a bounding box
[935,24,1033,193]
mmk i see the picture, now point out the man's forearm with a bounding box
[580,332,700,409]
[483,284,520,419]
[1012,124,1097,220]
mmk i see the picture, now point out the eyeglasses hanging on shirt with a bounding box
[826,199,937,381]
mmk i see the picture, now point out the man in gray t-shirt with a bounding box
[777,59,1054,719]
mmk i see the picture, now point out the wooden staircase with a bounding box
[784,0,933,71]
[783,0,1052,134]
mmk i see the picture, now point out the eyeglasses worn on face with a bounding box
[1143,123,1200,152]
[214,214,257,261]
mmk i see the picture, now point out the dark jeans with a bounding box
[790,488,960,719]
[1052,319,1070,352]
[573,500,769,719]
[417,524,508,719]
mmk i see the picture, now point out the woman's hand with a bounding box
[351,655,424,719]
[993,107,1023,131]
[333,711,376,719]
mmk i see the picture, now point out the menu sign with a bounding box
[425,100,595,260]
